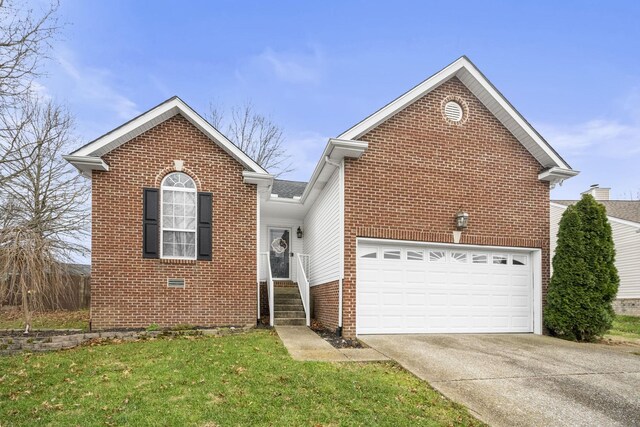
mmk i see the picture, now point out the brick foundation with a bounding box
[310,281,340,331]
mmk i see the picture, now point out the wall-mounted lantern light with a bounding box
[296,226,303,239]
[455,211,469,230]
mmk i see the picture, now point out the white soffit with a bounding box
[66,96,268,175]
[337,56,574,172]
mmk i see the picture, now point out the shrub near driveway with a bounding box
[0,330,483,426]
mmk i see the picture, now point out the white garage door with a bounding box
[356,241,533,334]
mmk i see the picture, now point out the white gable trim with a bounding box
[67,96,267,175]
[62,155,109,177]
[338,56,573,172]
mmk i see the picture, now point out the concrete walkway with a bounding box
[362,334,640,427]
[275,326,387,362]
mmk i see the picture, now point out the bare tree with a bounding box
[0,98,89,332]
[0,0,60,186]
[0,0,59,102]
[208,102,293,177]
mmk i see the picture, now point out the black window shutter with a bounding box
[143,188,159,259]
[197,192,213,261]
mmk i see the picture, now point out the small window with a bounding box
[359,248,377,259]
[167,278,185,288]
[429,251,446,262]
[512,255,527,266]
[383,250,401,260]
[451,252,467,263]
[472,254,488,264]
[407,250,424,261]
[492,254,508,265]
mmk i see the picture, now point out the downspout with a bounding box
[324,155,344,336]
[256,189,261,325]
[338,159,344,336]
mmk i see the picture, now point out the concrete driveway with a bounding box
[360,334,640,427]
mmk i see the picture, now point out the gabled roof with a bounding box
[272,179,307,199]
[338,56,577,183]
[553,200,640,225]
[65,96,268,176]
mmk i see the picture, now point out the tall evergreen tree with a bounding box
[544,194,619,341]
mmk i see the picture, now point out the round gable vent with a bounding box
[444,101,463,122]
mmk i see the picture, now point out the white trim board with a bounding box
[66,96,268,176]
[338,56,574,173]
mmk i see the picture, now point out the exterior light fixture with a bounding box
[455,211,469,230]
[296,226,303,239]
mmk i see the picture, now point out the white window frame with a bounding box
[160,173,198,260]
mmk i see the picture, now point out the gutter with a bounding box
[299,138,368,204]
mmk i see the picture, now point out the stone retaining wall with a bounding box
[0,327,250,355]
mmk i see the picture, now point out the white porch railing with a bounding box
[295,253,311,327]
[262,252,274,327]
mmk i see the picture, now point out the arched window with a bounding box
[161,172,197,259]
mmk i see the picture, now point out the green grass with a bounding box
[608,315,640,340]
[0,330,482,426]
[0,309,89,331]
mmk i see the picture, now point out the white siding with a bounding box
[611,221,640,299]
[549,204,563,260]
[304,169,341,286]
[550,204,640,299]
[259,218,304,282]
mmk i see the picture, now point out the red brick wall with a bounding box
[342,77,550,337]
[91,114,257,329]
[311,281,339,331]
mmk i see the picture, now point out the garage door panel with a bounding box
[357,242,533,334]
[382,269,403,283]
[406,269,426,283]
[358,290,379,307]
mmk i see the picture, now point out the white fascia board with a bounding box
[538,167,580,185]
[242,171,274,187]
[337,56,573,171]
[550,202,640,229]
[460,61,572,170]
[300,138,368,204]
[69,97,267,174]
[63,155,109,178]
[338,59,463,141]
[267,197,302,205]
[326,139,369,161]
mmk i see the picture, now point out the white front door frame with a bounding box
[355,237,543,335]
[268,226,292,280]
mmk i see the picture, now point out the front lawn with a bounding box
[0,309,89,331]
[0,330,482,426]
[608,315,640,340]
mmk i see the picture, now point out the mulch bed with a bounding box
[311,320,364,349]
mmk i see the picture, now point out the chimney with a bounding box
[581,184,610,201]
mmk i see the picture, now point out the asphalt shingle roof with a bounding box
[553,200,640,224]
[271,179,307,199]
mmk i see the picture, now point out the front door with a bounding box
[269,228,290,279]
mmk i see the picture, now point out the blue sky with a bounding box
[38,0,640,199]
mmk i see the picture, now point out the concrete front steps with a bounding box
[274,282,306,326]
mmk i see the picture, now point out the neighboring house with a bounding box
[65,56,578,337]
[551,186,640,315]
